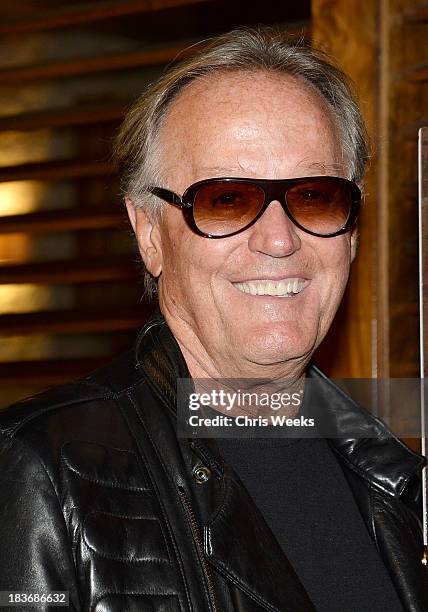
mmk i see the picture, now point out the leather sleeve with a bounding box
[0,432,81,611]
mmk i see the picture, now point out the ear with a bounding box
[350,225,359,263]
[125,197,163,277]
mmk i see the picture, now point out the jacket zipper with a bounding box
[178,486,218,612]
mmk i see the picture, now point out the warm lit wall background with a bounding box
[0,1,426,421]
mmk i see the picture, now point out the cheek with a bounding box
[317,241,352,302]
[159,232,215,303]
[324,237,352,273]
[158,230,188,300]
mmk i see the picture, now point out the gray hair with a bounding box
[114,26,370,299]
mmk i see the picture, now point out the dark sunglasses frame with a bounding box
[148,176,361,239]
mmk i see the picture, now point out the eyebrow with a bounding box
[297,161,346,175]
[195,166,243,176]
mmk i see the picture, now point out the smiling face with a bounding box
[127,71,357,379]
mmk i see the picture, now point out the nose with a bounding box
[247,200,301,257]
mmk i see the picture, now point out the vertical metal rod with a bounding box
[418,128,428,563]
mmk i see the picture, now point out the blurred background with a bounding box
[0,0,427,411]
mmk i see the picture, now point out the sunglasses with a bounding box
[149,176,361,239]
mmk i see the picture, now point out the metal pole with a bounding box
[418,127,428,564]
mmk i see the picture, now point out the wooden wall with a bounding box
[313,0,427,384]
[312,0,427,451]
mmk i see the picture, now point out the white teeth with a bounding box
[233,278,306,297]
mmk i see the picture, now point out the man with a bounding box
[0,27,426,612]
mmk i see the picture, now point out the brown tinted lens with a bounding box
[193,182,264,236]
[286,178,352,235]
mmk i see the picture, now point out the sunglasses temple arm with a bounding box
[149,187,183,207]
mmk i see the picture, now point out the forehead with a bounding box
[158,70,342,185]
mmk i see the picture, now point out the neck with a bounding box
[160,305,310,418]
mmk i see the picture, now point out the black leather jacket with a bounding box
[0,314,427,612]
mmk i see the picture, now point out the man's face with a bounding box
[129,71,357,378]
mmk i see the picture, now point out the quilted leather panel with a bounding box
[93,593,181,612]
[84,511,171,563]
[62,440,149,491]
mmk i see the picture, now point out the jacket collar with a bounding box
[135,310,188,415]
[135,312,425,498]
[307,366,425,496]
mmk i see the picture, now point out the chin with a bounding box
[239,326,315,367]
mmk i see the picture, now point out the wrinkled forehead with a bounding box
[156,70,344,188]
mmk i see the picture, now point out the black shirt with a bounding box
[217,436,404,612]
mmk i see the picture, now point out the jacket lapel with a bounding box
[203,459,317,612]
[307,365,425,495]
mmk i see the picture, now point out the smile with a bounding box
[233,278,307,297]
